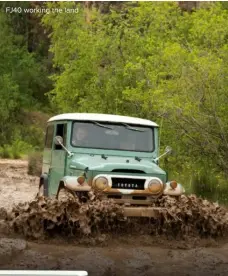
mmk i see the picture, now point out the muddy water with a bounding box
[1,159,228,276]
[0,159,38,209]
[1,237,228,276]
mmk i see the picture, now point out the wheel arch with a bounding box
[56,180,65,199]
[39,173,49,197]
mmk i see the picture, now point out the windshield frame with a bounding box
[70,120,155,153]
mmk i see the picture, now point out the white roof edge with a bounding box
[48,113,158,127]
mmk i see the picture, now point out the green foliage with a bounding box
[0,140,33,159]
[0,7,51,150]
[42,1,228,178]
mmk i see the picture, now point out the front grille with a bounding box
[111,177,145,190]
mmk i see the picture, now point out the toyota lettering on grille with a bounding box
[111,177,145,190]
[117,183,139,188]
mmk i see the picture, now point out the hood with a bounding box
[69,154,165,175]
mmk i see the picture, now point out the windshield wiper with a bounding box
[92,121,114,130]
[122,123,146,132]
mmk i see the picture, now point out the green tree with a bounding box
[0,9,48,147]
[43,2,228,176]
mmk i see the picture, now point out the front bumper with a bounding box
[102,194,157,205]
[60,176,185,201]
[92,174,185,196]
[123,206,164,217]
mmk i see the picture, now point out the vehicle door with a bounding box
[42,124,54,176]
[48,122,68,196]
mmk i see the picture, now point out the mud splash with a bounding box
[3,195,123,239]
[2,194,228,240]
[153,195,228,237]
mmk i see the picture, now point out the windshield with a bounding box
[71,121,154,152]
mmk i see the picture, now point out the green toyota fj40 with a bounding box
[38,113,185,217]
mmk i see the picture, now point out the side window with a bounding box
[45,125,54,149]
[55,123,67,150]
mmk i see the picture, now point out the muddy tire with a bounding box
[76,191,90,203]
[57,188,76,202]
[37,183,44,197]
[35,183,44,199]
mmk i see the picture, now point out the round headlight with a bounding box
[148,178,163,194]
[94,177,108,190]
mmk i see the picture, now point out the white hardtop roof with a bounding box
[48,113,158,127]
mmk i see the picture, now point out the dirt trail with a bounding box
[0,159,228,275]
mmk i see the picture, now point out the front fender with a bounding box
[163,181,185,196]
[60,176,91,192]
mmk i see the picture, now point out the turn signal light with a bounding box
[77,176,85,185]
[170,180,177,189]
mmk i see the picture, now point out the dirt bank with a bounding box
[0,159,228,275]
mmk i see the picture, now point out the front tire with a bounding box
[75,191,90,203]
[57,188,76,202]
[36,183,44,198]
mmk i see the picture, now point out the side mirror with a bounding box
[54,136,63,146]
[154,146,172,163]
[53,136,73,157]
[165,146,172,154]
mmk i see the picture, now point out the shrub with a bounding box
[0,140,34,159]
[27,151,43,176]
[0,146,11,158]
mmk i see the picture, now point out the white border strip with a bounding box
[0,272,88,276]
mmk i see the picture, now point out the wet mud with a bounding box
[1,159,228,275]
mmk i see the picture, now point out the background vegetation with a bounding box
[0,1,227,203]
